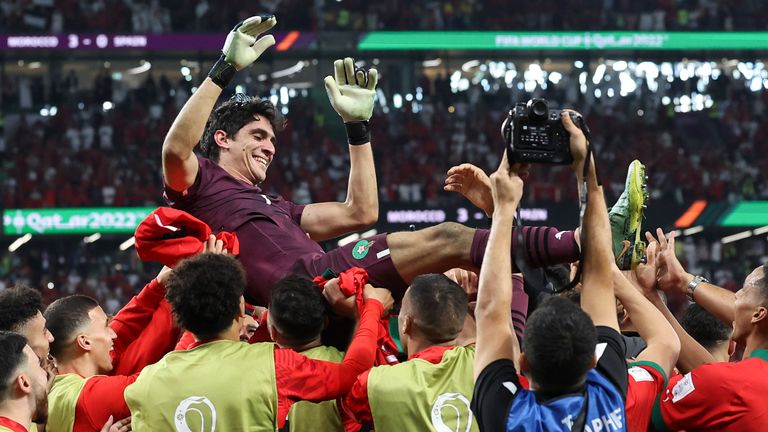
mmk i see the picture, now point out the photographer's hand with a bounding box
[561,110,589,177]
[490,152,525,215]
[444,163,494,216]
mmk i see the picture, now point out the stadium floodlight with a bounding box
[752,226,768,236]
[8,234,32,252]
[83,233,102,244]
[612,60,628,71]
[682,226,704,236]
[721,230,753,244]
[119,236,136,251]
[127,61,151,75]
[592,64,606,84]
[338,233,360,247]
[271,61,304,79]
[461,60,479,72]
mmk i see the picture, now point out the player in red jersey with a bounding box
[42,262,183,431]
[647,229,768,431]
[0,332,50,432]
[125,253,393,430]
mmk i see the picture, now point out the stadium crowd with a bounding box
[2,11,768,432]
[3,55,768,316]
[4,60,768,210]
[2,0,768,33]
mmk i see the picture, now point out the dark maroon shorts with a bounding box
[290,233,410,301]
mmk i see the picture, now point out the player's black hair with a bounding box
[44,295,99,359]
[165,253,246,340]
[200,94,286,161]
[523,296,596,392]
[680,303,732,350]
[0,285,45,332]
[0,331,28,403]
[268,275,329,343]
[407,274,468,343]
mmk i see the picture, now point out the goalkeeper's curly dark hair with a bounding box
[200,94,286,162]
[165,253,246,340]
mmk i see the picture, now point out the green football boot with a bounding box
[609,160,649,270]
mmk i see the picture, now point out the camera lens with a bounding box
[527,98,548,121]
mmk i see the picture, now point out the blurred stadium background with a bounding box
[2,0,768,312]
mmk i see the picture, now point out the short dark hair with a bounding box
[200,95,286,161]
[523,296,596,391]
[166,253,246,340]
[44,296,99,359]
[680,303,732,350]
[268,275,328,343]
[407,274,468,343]
[0,331,28,403]
[0,285,45,332]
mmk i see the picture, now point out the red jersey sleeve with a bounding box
[625,361,667,432]
[273,299,383,429]
[655,362,738,431]
[342,370,373,428]
[111,300,180,376]
[73,374,137,431]
[109,278,166,364]
[175,331,196,351]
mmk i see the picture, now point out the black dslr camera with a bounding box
[501,98,578,165]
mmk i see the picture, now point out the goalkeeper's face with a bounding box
[226,117,276,184]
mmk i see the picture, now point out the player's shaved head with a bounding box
[404,274,468,343]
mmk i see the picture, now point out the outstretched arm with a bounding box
[474,152,524,379]
[564,113,619,331]
[444,163,494,216]
[653,229,735,325]
[301,58,379,241]
[162,16,276,192]
[613,250,680,375]
[642,230,718,372]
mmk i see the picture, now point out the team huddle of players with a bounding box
[1,14,767,432]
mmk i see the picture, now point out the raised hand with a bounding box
[648,228,691,295]
[561,110,588,172]
[630,239,659,297]
[203,234,229,255]
[489,151,524,212]
[324,57,378,122]
[321,278,355,318]
[444,268,479,300]
[363,284,395,317]
[444,164,493,215]
[221,15,277,71]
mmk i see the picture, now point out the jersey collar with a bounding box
[747,348,768,362]
[0,417,28,432]
[409,345,455,363]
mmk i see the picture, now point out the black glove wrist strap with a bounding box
[208,54,237,89]
[344,121,371,145]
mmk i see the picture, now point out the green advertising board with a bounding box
[719,202,768,227]
[358,31,768,51]
[3,207,154,235]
